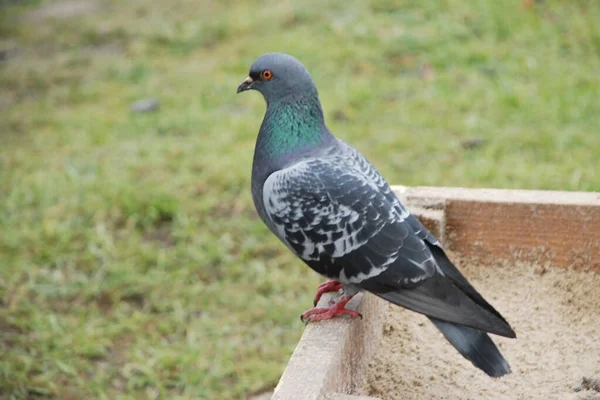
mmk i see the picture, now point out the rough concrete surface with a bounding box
[271,292,385,400]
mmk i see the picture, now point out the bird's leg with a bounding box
[313,279,344,306]
[301,294,362,323]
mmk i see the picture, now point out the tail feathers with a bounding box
[430,317,511,377]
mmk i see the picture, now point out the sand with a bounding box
[358,255,600,400]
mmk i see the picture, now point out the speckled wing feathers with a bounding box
[262,144,437,285]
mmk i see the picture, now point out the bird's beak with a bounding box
[237,76,254,94]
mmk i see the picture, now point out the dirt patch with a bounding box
[358,255,600,400]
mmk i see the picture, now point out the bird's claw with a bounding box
[301,294,361,324]
[313,280,344,306]
[301,308,362,324]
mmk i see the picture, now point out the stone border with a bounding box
[270,187,600,399]
[271,292,385,400]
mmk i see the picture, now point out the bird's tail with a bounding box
[429,317,511,377]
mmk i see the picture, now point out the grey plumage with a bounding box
[238,52,515,377]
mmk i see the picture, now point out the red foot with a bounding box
[301,295,362,323]
[313,280,343,306]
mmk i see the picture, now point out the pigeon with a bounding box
[237,53,516,377]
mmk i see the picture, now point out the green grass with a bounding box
[1,0,599,398]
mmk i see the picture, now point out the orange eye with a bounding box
[261,70,273,80]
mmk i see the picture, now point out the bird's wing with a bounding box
[262,155,437,285]
[263,152,515,338]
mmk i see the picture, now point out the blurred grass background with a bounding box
[1,0,599,399]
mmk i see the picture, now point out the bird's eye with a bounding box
[261,70,273,81]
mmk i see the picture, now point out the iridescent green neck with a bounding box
[256,94,331,161]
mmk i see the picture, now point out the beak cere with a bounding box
[236,76,254,94]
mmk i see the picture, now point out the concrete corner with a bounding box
[271,292,386,400]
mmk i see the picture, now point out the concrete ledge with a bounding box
[271,292,385,400]
[270,186,600,400]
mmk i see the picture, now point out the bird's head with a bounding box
[237,53,318,103]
